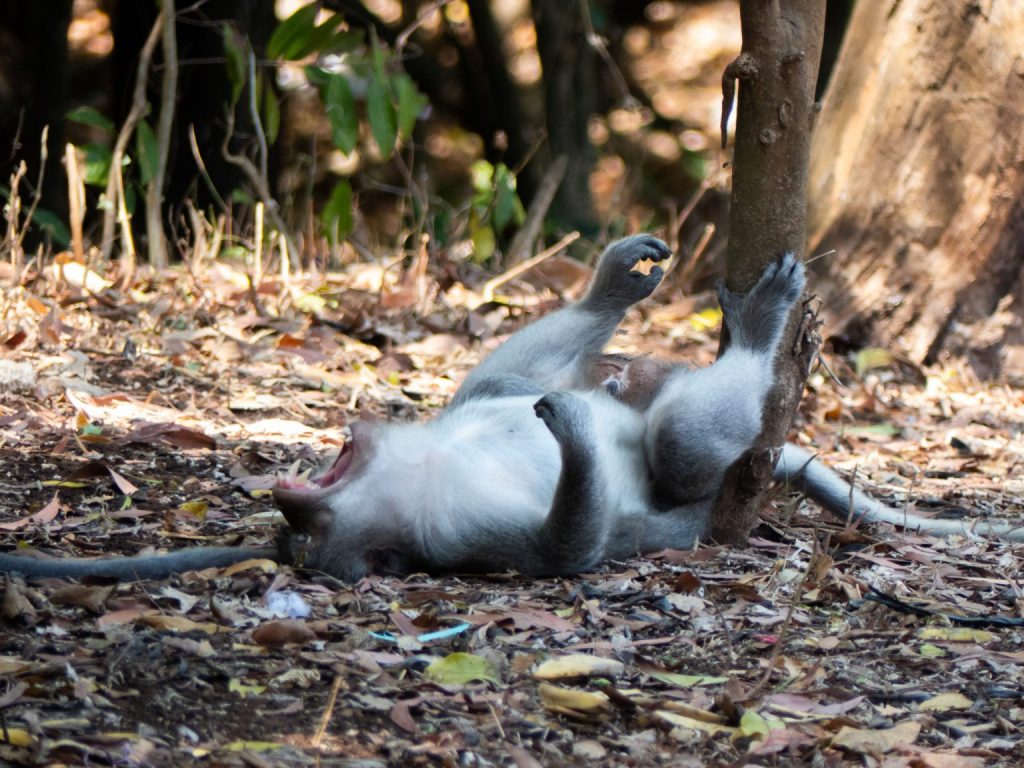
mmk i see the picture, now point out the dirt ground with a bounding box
[0,257,1023,767]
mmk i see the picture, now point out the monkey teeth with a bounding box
[277,461,313,490]
[275,441,355,492]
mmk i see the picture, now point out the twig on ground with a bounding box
[506,155,567,266]
[481,231,580,303]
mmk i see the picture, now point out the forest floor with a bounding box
[0,255,1023,767]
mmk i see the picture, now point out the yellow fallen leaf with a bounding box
[228,679,266,698]
[655,710,736,737]
[855,347,893,376]
[919,643,946,657]
[918,627,997,644]
[919,692,972,712]
[222,558,278,576]
[0,727,34,746]
[832,721,921,754]
[222,740,281,752]
[644,670,727,687]
[177,500,208,520]
[424,653,498,685]
[688,307,723,331]
[533,654,624,680]
[538,683,610,714]
[138,614,219,634]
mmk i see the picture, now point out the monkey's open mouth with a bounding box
[276,439,354,492]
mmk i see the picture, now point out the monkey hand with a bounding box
[586,235,671,310]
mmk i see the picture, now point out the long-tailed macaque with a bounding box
[2,236,1019,581]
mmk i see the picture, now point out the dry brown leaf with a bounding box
[251,619,317,646]
[139,614,220,634]
[0,492,60,531]
[832,720,921,754]
[49,584,114,614]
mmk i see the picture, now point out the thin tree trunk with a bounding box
[532,0,597,235]
[708,0,826,544]
[146,0,177,270]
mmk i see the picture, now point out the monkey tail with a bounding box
[775,444,1024,542]
[0,546,275,581]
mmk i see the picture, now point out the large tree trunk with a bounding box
[807,0,1024,379]
[532,0,597,235]
[0,0,72,231]
[708,0,825,544]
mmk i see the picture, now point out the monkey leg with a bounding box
[716,252,805,353]
[530,392,610,573]
[454,236,671,401]
[645,255,806,506]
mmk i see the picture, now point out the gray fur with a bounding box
[8,235,994,584]
[273,238,809,581]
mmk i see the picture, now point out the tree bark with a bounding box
[708,0,825,544]
[807,0,1024,379]
[532,0,597,235]
[0,0,72,232]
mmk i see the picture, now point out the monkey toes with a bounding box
[533,392,591,444]
[751,252,805,305]
[716,253,805,316]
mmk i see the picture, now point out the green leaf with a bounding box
[303,64,332,90]
[470,159,495,209]
[366,75,396,159]
[29,207,71,246]
[322,28,364,56]
[262,78,280,145]
[369,27,387,79]
[304,13,347,58]
[492,163,521,231]
[322,179,353,245]
[738,710,771,739]
[469,212,495,264]
[82,144,112,187]
[124,182,136,214]
[325,74,359,154]
[268,5,344,61]
[222,26,247,105]
[267,4,318,60]
[66,106,115,134]
[424,653,499,685]
[855,347,894,377]
[681,147,706,182]
[135,120,158,186]
[394,73,426,140]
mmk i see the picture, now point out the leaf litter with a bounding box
[0,255,1022,766]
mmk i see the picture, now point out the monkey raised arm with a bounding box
[453,235,670,405]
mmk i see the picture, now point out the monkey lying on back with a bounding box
[2,236,1020,581]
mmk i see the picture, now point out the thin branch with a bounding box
[100,12,163,265]
[146,0,178,270]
